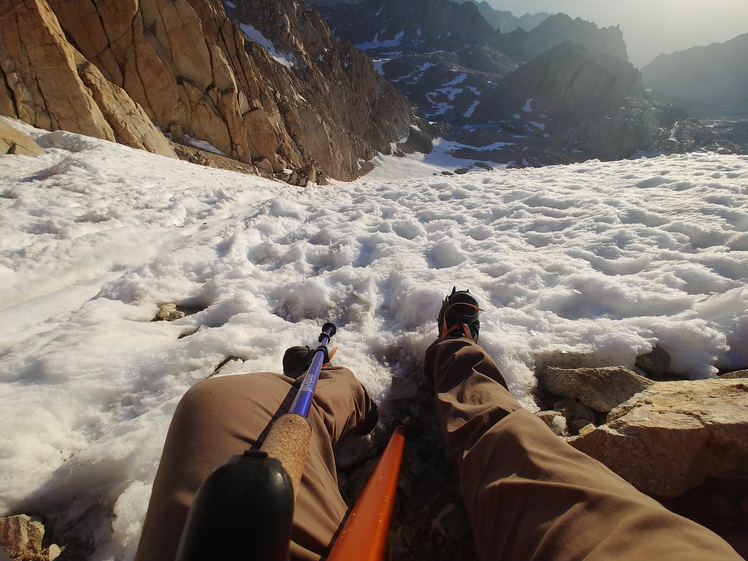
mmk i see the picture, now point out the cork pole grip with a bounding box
[260,413,312,498]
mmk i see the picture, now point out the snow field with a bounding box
[1,119,747,559]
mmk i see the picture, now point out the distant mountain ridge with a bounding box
[501,13,629,63]
[642,33,748,114]
[457,0,551,33]
[313,0,667,164]
[315,0,500,53]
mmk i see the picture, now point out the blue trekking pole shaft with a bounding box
[260,322,337,498]
[290,322,336,417]
[176,322,338,561]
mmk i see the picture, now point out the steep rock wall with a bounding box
[0,0,176,158]
[0,0,417,180]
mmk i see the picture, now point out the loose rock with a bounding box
[538,365,654,412]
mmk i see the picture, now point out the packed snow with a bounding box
[1,117,748,560]
[239,23,297,68]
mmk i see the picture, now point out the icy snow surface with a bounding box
[1,118,748,559]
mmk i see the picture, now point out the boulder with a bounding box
[390,376,418,401]
[570,378,748,498]
[0,119,44,156]
[0,514,61,561]
[537,365,654,412]
[720,369,748,379]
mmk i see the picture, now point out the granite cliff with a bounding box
[0,0,420,181]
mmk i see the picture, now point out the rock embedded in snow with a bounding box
[0,120,45,157]
[390,376,418,401]
[635,345,672,379]
[0,515,61,561]
[155,303,185,322]
[570,378,748,498]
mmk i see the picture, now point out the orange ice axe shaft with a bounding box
[327,426,405,561]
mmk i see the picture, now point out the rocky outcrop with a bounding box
[0,0,177,159]
[0,514,62,561]
[642,33,748,112]
[313,0,499,53]
[500,43,657,160]
[537,365,654,413]
[0,0,418,181]
[569,378,748,498]
[535,356,748,501]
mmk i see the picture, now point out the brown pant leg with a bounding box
[135,366,375,561]
[425,337,743,561]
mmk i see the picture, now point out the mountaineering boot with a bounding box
[437,287,482,342]
[282,345,315,378]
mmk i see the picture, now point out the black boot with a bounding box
[437,287,482,342]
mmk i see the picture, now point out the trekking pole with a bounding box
[260,322,337,497]
[175,323,337,561]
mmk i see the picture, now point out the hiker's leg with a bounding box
[136,368,375,561]
[424,337,742,561]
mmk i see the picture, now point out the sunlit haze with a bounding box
[488,0,748,67]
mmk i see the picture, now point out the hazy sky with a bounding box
[487,0,748,68]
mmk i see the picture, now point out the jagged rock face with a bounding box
[0,0,177,159]
[501,43,656,160]
[230,0,414,174]
[641,33,748,112]
[0,0,417,180]
[468,1,550,34]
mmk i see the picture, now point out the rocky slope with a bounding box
[642,33,748,116]
[0,0,420,181]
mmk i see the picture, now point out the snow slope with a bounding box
[1,118,747,559]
